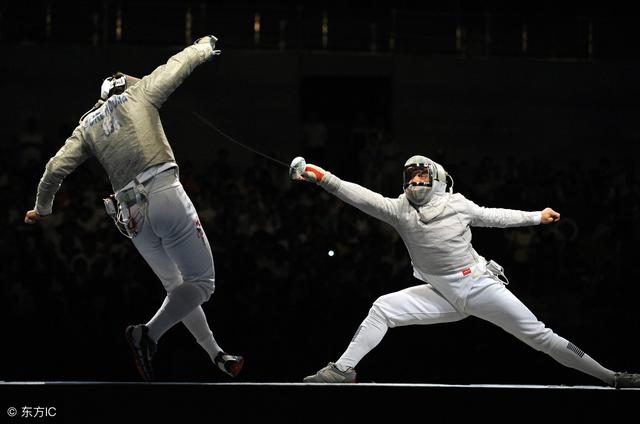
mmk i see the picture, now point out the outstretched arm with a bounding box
[139,35,221,108]
[295,163,400,226]
[25,126,91,222]
[467,195,560,228]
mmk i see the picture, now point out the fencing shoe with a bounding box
[125,324,157,382]
[303,362,356,383]
[215,352,244,377]
[613,372,640,388]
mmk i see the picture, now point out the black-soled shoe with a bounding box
[125,324,157,381]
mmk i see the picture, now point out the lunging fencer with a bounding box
[24,35,244,381]
[292,155,640,387]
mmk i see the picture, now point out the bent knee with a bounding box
[187,277,215,303]
[163,279,181,294]
[370,297,394,327]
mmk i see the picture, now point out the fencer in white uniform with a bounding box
[24,35,243,381]
[297,155,639,387]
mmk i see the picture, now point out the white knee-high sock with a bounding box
[544,335,615,385]
[181,306,222,362]
[336,307,389,370]
[146,283,205,342]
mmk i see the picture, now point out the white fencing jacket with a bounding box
[319,172,542,307]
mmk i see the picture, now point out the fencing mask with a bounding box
[403,155,448,206]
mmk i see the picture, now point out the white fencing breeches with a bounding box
[337,276,614,384]
[129,168,216,343]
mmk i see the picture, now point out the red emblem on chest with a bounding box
[462,268,471,276]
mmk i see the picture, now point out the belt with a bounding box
[116,162,177,193]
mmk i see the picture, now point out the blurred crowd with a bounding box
[2,115,639,383]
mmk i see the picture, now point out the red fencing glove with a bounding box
[300,164,326,184]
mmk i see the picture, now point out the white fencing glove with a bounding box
[195,35,222,56]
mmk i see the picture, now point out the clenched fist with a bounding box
[298,164,326,184]
[540,207,560,224]
[24,209,44,224]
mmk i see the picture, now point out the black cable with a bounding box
[192,111,291,170]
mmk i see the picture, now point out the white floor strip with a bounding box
[1,381,633,390]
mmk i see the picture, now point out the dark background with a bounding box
[1,0,639,386]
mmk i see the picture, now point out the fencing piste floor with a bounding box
[2,381,637,422]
